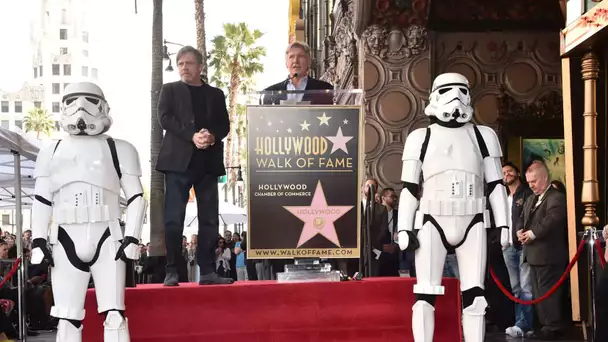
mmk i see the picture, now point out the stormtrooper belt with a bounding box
[422,213,483,254]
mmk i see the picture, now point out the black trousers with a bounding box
[530,263,565,332]
[164,171,219,276]
[596,263,608,340]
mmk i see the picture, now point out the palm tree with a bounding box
[194,0,208,83]
[209,22,266,183]
[149,0,165,259]
[23,108,55,139]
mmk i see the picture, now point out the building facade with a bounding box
[291,0,598,327]
[28,0,100,133]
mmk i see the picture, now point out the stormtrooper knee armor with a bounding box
[30,82,147,342]
[397,73,509,342]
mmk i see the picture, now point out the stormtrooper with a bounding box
[397,73,509,342]
[30,82,147,342]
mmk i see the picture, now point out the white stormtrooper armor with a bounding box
[30,82,147,342]
[397,73,509,342]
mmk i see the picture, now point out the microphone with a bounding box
[285,73,299,82]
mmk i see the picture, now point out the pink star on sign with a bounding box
[326,127,353,155]
[284,181,354,247]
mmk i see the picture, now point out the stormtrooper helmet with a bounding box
[424,73,474,125]
[60,82,112,135]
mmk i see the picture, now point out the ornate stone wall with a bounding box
[361,23,431,190]
[433,32,562,131]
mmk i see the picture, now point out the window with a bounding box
[52,102,60,113]
[61,9,68,24]
[52,83,60,94]
[82,50,89,57]
[81,66,88,77]
[14,101,22,113]
[52,64,60,75]
[34,102,41,109]
[92,68,98,79]
[63,64,71,76]
[60,47,68,55]
[15,120,22,129]
[82,31,89,43]
[64,83,70,89]
[0,101,8,113]
[33,67,38,78]
[60,29,67,40]
[39,65,43,77]
[1,214,9,226]
[0,121,9,129]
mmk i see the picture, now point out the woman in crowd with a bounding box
[215,238,232,278]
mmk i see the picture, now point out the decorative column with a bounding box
[581,52,600,227]
[580,51,600,341]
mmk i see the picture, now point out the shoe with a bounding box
[163,272,179,286]
[505,325,524,337]
[199,272,234,285]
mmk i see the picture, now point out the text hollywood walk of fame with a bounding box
[246,107,362,256]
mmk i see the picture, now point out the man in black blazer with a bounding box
[374,187,400,277]
[262,41,334,105]
[156,46,233,286]
[517,161,568,339]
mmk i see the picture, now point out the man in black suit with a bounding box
[375,188,400,277]
[156,46,233,286]
[517,160,568,339]
[262,41,333,104]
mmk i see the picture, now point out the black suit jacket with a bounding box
[509,183,533,249]
[155,81,230,175]
[262,77,334,105]
[518,187,568,266]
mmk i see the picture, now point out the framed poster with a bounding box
[522,138,566,185]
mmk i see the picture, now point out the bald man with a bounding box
[516,161,567,339]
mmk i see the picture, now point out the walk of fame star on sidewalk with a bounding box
[283,181,354,248]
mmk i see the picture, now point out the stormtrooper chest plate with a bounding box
[419,125,486,215]
[48,136,120,194]
[421,125,483,179]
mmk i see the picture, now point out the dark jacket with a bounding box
[155,81,230,175]
[518,187,568,265]
[262,76,333,105]
[509,183,533,249]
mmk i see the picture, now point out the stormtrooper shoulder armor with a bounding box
[475,125,502,158]
[33,141,60,178]
[402,128,429,161]
[114,139,142,177]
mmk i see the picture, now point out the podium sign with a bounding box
[246,101,362,259]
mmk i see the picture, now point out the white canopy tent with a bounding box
[184,199,247,236]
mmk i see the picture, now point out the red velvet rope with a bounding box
[595,239,605,269]
[490,239,585,305]
[0,258,21,288]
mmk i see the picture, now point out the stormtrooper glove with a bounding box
[31,238,54,267]
[114,236,140,262]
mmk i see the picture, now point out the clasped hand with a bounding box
[192,129,215,149]
[516,229,534,245]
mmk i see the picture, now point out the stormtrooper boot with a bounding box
[412,300,434,342]
[103,311,130,342]
[56,319,82,342]
[462,297,488,342]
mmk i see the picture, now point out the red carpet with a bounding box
[82,277,462,341]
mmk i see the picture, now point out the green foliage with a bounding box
[209,22,266,94]
[24,108,55,139]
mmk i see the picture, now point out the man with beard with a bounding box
[501,162,534,337]
[262,42,333,104]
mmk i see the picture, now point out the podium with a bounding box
[244,89,369,282]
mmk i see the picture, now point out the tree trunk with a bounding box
[36,131,40,139]
[225,60,240,184]
[194,0,208,83]
[149,0,165,258]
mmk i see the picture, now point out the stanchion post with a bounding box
[12,152,27,341]
[581,51,600,342]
